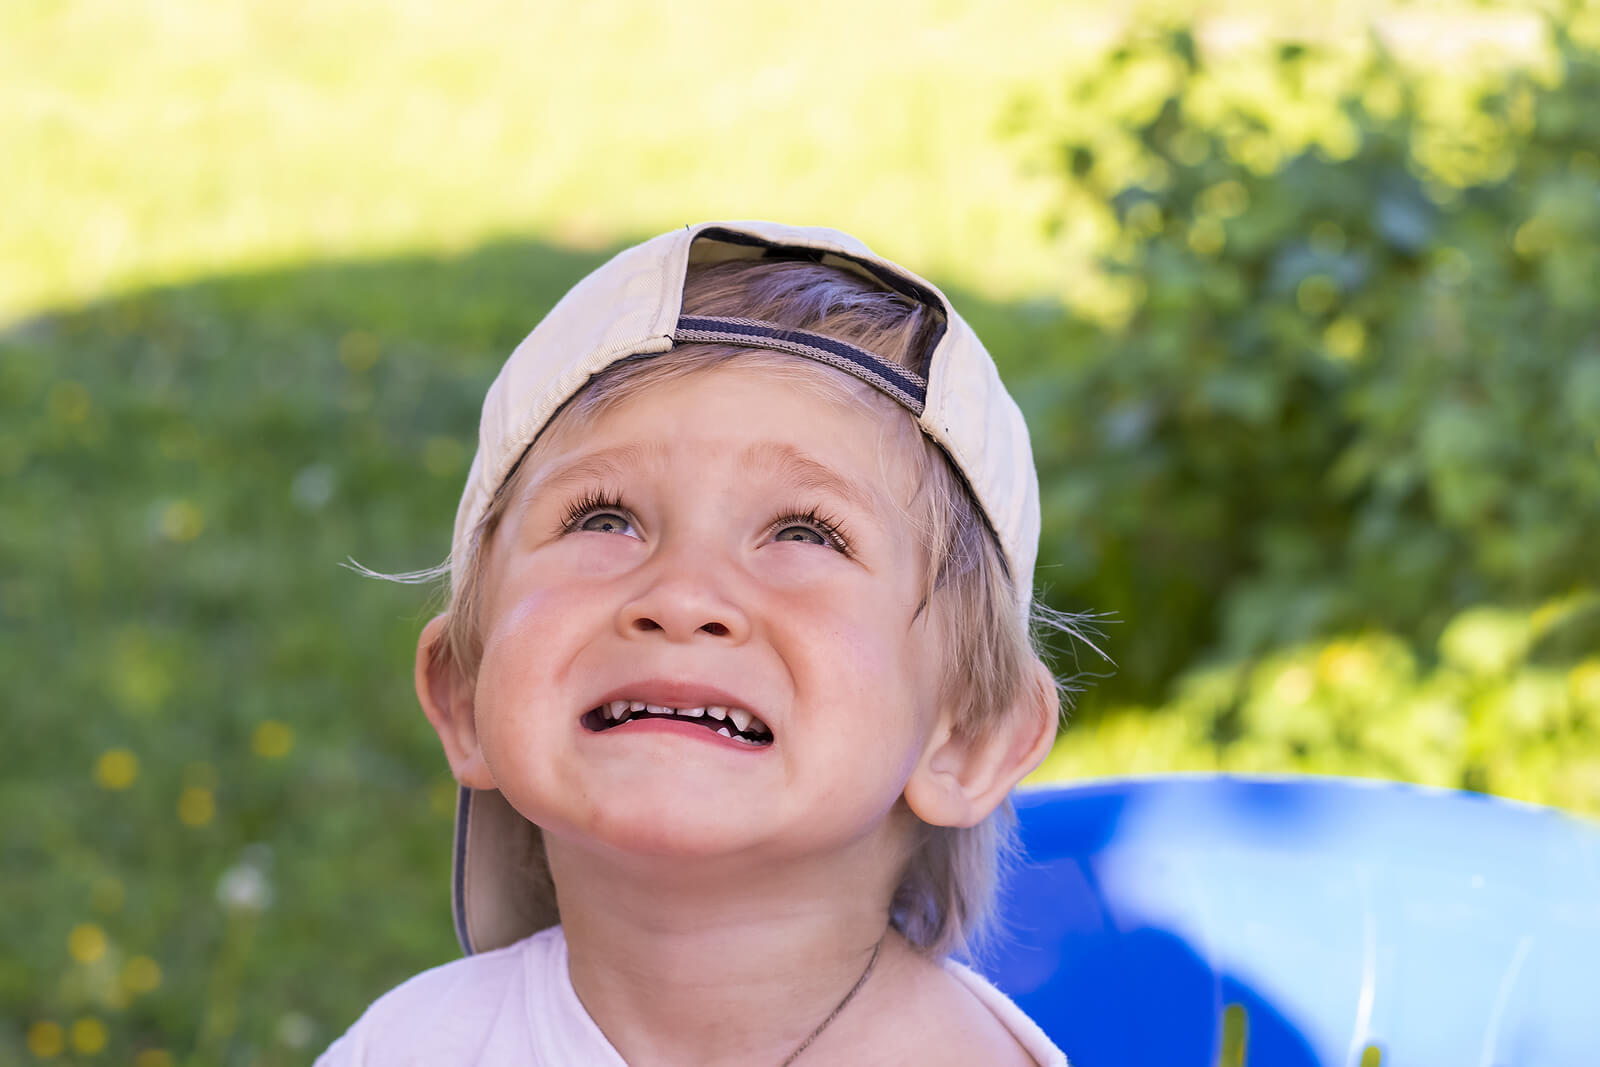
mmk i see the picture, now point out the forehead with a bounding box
[515,358,929,508]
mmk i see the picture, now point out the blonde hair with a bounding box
[428,257,1071,958]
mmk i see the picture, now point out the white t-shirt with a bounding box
[316,926,1068,1066]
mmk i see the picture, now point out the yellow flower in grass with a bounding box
[122,955,162,994]
[71,1017,107,1054]
[253,720,295,759]
[69,923,107,963]
[94,749,139,790]
[27,1020,64,1057]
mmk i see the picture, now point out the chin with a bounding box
[527,797,766,863]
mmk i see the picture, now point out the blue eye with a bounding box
[774,524,828,545]
[769,510,851,554]
[579,511,632,534]
[561,492,636,537]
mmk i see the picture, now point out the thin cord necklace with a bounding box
[778,936,884,1066]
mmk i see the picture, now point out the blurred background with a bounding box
[4,0,1599,1062]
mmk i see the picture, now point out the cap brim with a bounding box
[452,786,558,954]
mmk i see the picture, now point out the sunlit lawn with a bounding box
[3,0,1563,320]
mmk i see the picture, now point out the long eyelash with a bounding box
[773,506,854,555]
[560,489,625,533]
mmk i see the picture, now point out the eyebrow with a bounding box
[520,440,881,516]
[737,441,880,516]
[519,443,667,502]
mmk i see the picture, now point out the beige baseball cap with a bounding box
[448,220,1040,955]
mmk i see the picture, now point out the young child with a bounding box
[318,221,1073,1065]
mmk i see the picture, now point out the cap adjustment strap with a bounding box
[674,315,927,416]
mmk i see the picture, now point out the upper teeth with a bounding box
[597,700,770,737]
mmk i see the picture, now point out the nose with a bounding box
[616,544,750,644]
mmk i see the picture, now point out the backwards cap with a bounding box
[449,220,1040,954]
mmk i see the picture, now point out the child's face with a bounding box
[456,362,949,867]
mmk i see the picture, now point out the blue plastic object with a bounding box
[985,774,1600,1066]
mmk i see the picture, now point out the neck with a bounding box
[548,836,910,1067]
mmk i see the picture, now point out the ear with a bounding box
[415,615,496,790]
[903,657,1058,828]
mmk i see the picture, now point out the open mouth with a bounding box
[581,700,774,747]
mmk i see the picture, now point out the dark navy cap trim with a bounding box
[452,786,474,955]
[676,315,927,416]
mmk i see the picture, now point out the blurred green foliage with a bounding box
[4,6,1600,1065]
[2,241,627,1064]
[1025,23,1600,813]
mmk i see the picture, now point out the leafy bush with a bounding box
[1020,22,1600,812]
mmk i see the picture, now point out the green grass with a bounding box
[3,0,1113,322]
[4,0,1572,321]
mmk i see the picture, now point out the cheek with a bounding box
[793,605,938,737]
[775,555,935,687]
[472,570,602,739]
[469,584,605,826]
[483,534,636,616]
[564,535,647,578]
[750,550,861,602]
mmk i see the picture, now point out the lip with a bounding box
[582,681,774,748]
